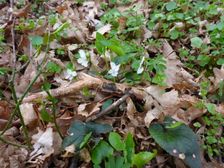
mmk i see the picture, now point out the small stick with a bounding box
[86,90,132,122]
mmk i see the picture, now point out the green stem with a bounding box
[46,91,63,139]
[0,136,28,148]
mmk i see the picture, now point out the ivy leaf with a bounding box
[91,140,114,165]
[109,132,124,151]
[40,109,53,122]
[132,150,157,168]
[46,62,62,73]
[149,117,202,168]
[217,58,224,65]
[62,121,112,148]
[191,37,203,48]
[166,2,177,11]
[197,55,211,66]
[29,35,43,46]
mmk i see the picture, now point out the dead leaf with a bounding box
[211,67,224,89]
[29,127,54,161]
[0,101,10,120]
[20,103,38,126]
[92,24,111,38]
[13,3,31,17]
[126,97,139,126]
[162,40,196,87]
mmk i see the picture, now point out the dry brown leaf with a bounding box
[15,63,43,96]
[77,102,101,117]
[29,127,54,163]
[162,40,196,87]
[13,3,31,17]
[126,97,139,126]
[20,103,38,126]
[145,85,179,108]
[0,52,10,66]
[144,107,162,126]
[80,148,91,163]
[0,101,10,120]
[0,143,28,168]
[211,67,224,89]
[91,24,111,38]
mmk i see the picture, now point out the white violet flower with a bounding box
[64,69,77,81]
[77,50,89,67]
[108,62,120,77]
[137,57,145,74]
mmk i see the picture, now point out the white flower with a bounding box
[64,69,77,81]
[77,50,89,67]
[108,62,120,77]
[137,57,145,74]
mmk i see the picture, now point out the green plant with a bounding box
[197,103,224,158]
[91,132,157,168]
[62,121,112,149]
[149,117,202,168]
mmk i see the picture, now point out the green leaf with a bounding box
[109,132,124,151]
[190,37,203,48]
[46,62,62,73]
[217,58,224,65]
[132,150,157,168]
[205,103,216,114]
[96,33,107,54]
[62,121,112,148]
[95,33,125,56]
[0,67,9,75]
[149,117,201,168]
[42,82,51,91]
[166,2,177,11]
[80,132,92,149]
[197,55,211,66]
[124,133,135,164]
[91,140,114,165]
[29,35,43,46]
[105,156,129,168]
[40,109,53,122]
[102,99,113,111]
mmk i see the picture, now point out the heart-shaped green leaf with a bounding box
[149,117,201,168]
[62,120,112,148]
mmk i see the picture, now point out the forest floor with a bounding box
[0,0,223,168]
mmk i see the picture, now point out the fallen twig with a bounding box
[86,90,132,122]
[23,73,103,103]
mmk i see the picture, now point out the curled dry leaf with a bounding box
[126,97,139,126]
[91,24,111,38]
[15,63,43,96]
[29,127,54,162]
[77,102,101,117]
[162,40,196,87]
[211,67,224,90]
[20,103,37,126]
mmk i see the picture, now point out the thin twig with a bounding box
[86,90,132,122]
[0,136,28,149]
